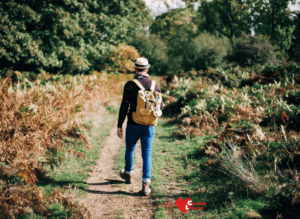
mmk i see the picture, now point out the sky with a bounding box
[143,0,186,17]
[143,0,300,17]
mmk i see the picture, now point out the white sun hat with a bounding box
[134,57,151,69]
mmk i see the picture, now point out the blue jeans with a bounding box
[125,124,155,183]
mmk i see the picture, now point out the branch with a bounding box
[216,26,231,39]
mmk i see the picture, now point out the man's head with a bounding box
[135,68,148,73]
[134,57,150,73]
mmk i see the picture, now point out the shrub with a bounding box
[239,62,300,88]
[184,33,230,70]
[106,43,140,73]
[228,34,280,67]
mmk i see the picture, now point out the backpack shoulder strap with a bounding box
[150,81,156,92]
[131,79,145,91]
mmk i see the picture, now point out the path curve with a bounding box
[80,122,155,219]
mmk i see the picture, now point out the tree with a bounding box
[150,7,199,41]
[0,0,152,73]
[289,12,300,62]
[251,0,296,59]
[252,0,295,40]
[198,0,252,44]
[126,32,168,75]
[150,7,199,74]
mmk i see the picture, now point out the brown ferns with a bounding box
[0,72,129,218]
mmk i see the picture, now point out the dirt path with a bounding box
[80,122,155,219]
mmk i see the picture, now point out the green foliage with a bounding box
[0,0,152,74]
[252,0,295,40]
[46,148,63,171]
[198,0,252,43]
[184,33,230,70]
[126,32,168,75]
[249,0,297,62]
[228,34,279,67]
[150,7,198,42]
[149,7,199,74]
[146,1,298,72]
[195,0,297,68]
[274,25,296,59]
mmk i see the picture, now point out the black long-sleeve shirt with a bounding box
[117,74,163,128]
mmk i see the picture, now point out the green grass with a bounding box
[151,117,268,219]
[114,143,126,175]
[112,208,125,215]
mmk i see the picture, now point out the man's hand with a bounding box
[117,128,123,138]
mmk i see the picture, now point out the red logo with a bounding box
[176,198,192,214]
[155,198,206,215]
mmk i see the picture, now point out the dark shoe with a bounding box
[120,170,131,184]
[140,182,151,196]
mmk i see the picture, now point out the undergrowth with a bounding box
[0,70,131,218]
[156,62,300,218]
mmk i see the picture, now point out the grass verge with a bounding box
[30,104,120,218]
[151,117,269,219]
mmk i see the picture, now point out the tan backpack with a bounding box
[131,79,162,126]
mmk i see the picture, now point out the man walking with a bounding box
[117,57,163,196]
